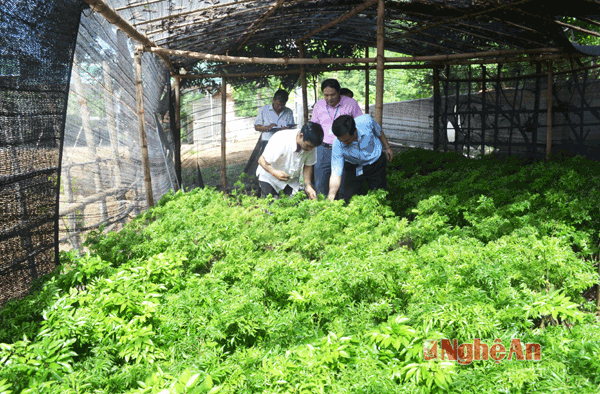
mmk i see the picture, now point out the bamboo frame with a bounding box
[235,0,285,50]
[173,63,430,79]
[394,0,535,41]
[365,46,370,114]
[80,0,175,73]
[299,43,309,125]
[146,46,561,66]
[374,0,384,126]
[134,49,155,208]
[221,77,227,192]
[546,61,553,159]
[296,0,378,43]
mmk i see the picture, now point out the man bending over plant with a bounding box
[257,122,324,199]
[328,114,393,203]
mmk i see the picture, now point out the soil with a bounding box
[181,136,259,169]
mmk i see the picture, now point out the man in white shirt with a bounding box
[254,89,295,146]
[245,89,296,179]
[257,122,324,200]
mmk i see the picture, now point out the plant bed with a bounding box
[1,149,599,393]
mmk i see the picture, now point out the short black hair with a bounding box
[331,115,356,138]
[339,88,354,98]
[273,89,289,104]
[321,78,341,93]
[300,122,324,147]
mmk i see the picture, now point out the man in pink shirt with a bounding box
[311,79,363,198]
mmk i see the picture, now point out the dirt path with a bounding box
[181,136,259,169]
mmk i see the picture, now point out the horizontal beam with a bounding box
[145,46,562,66]
[174,63,431,79]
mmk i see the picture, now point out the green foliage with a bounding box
[2,152,600,393]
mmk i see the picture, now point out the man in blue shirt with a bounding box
[327,114,391,203]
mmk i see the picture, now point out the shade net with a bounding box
[0,1,176,306]
[0,0,83,306]
[60,9,175,251]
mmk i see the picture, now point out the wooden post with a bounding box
[299,43,309,125]
[102,60,121,187]
[365,46,370,114]
[532,62,542,157]
[494,63,501,153]
[173,76,182,191]
[546,60,553,159]
[374,0,385,126]
[481,65,486,156]
[433,66,440,151]
[221,77,227,192]
[134,48,155,208]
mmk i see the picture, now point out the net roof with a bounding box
[93,0,600,72]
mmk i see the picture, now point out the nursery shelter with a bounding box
[2,0,600,306]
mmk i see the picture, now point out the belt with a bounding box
[322,143,333,149]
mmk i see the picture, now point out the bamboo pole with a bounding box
[174,63,431,79]
[134,48,155,208]
[365,46,370,114]
[374,0,384,126]
[546,60,553,160]
[80,0,175,73]
[173,76,182,191]
[433,66,440,151]
[221,77,227,192]
[296,0,378,44]
[146,46,560,66]
[299,43,309,125]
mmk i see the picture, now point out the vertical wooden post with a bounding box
[433,66,440,151]
[481,65,486,156]
[134,48,155,208]
[546,61,553,160]
[442,64,449,152]
[173,76,182,191]
[532,62,542,157]
[299,43,309,125]
[221,77,227,192]
[494,63,501,153]
[365,46,370,114]
[374,0,385,126]
[467,65,472,157]
[102,60,121,187]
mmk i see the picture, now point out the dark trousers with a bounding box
[342,153,387,203]
[259,182,293,199]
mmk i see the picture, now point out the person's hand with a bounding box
[267,123,278,130]
[385,145,394,162]
[305,184,317,200]
[327,193,336,202]
[272,170,290,181]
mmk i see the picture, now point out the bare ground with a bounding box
[181,136,259,169]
